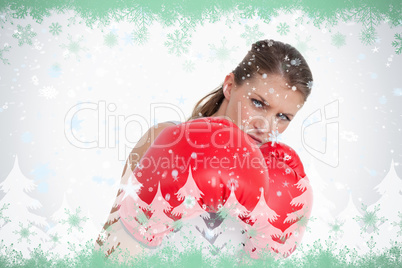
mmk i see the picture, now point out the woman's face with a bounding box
[223,72,305,145]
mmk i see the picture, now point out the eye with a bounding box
[251,98,264,109]
[277,113,290,121]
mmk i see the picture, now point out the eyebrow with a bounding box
[254,93,294,118]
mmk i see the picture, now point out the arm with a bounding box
[94,122,176,259]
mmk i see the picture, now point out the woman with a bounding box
[95,39,313,260]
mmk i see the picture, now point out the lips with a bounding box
[247,134,262,144]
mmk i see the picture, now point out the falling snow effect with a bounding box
[340,131,358,142]
[290,58,302,66]
[0,3,401,266]
[307,80,313,89]
[268,130,281,145]
[12,24,37,46]
[39,86,58,99]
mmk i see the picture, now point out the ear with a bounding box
[223,73,235,100]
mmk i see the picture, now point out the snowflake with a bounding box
[307,81,313,89]
[240,24,264,46]
[148,187,153,192]
[393,88,402,96]
[49,63,62,78]
[122,32,134,45]
[0,44,11,65]
[139,226,146,235]
[104,32,118,48]
[49,22,62,36]
[60,207,88,233]
[331,32,346,48]
[0,203,11,226]
[164,29,191,57]
[360,26,377,46]
[340,131,358,142]
[268,130,281,146]
[283,153,291,161]
[328,219,344,239]
[227,178,239,191]
[276,22,290,36]
[182,59,195,72]
[392,33,402,55]
[266,39,274,47]
[295,34,315,55]
[39,86,58,99]
[290,58,301,66]
[208,37,238,68]
[354,204,386,235]
[391,211,402,236]
[184,196,196,209]
[49,233,61,244]
[132,27,149,45]
[12,24,37,46]
[60,34,87,60]
[13,222,37,243]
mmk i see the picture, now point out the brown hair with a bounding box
[187,39,313,121]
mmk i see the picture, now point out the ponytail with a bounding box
[186,84,225,121]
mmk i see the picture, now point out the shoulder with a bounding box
[152,121,179,132]
[121,121,179,179]
[134,121,177,149]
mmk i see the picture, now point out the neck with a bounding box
[211,99,230,119]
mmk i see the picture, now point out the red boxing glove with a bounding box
[243,141,313,258]
[118,117,271,252]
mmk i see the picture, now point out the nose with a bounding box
[247,115,277,143]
